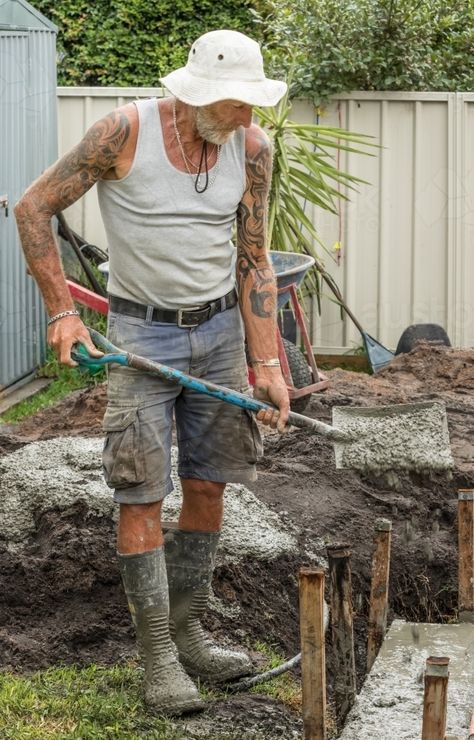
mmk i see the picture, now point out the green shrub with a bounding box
[254,0,474,104]
[33,0,256,85]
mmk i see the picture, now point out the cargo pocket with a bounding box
[241,409,263,464]
[102,406,145,489]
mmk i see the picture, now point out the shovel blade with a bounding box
[333,402,453,473]
[363,333,395,373]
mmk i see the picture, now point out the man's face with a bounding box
[195,100,253,145]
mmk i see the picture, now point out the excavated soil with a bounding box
[0,343,473,738]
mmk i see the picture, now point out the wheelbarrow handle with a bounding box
[73,329,350,443]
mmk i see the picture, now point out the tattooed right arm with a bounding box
[15,108,131,309]
[14,107,132,364]
[236,125,290,432]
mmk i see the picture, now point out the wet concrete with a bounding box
[0,437,114,551]
[0,437,298,562]
[334,402,454,473]
[339,619,474,739]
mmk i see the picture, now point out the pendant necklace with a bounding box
[172,99,222,193]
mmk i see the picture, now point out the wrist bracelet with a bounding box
[47,309,80,326]
[250,358,281,367]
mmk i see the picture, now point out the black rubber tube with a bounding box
[226,653,301,692]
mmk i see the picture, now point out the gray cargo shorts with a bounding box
[102,303,263,504]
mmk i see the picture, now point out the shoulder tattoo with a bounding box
[50,110,131,206]
[15,110,130,260]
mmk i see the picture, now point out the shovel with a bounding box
[73,328,453,474]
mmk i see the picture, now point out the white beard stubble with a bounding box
[194,107,236,146]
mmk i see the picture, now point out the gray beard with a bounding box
[195,109,236,146]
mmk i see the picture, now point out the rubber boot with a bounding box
[164,529,252,683]
[118,547,204,715]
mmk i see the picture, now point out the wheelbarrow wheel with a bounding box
[282,338,313,414]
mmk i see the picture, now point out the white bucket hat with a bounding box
[159,30,287,107]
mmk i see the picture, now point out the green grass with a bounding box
[0,307,108,425]
[248,643,337,735]
[247,642,302,711]
[0,645,303,739]
[0,663,186,739]
[0,350,105,424]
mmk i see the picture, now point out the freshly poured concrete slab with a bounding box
[340,619,474,739]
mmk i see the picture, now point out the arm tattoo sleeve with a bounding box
[236,133,275,319]
[236,253,275,319]
[15,110,130,261]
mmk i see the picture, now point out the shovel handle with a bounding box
[76,329,350,443]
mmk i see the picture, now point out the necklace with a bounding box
[179,137,217,169]
[172,99,222,193]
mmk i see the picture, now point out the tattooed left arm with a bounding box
[236,125,290,431]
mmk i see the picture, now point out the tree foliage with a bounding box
[33,0,255,86]
[253,0,474,104]
[33,0,473,95]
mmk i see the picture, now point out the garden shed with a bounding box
[0,0,57,392]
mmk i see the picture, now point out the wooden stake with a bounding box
[458,490,474,621]
[299,567,326,740]
[326,544,357,723]
[366,518,392,671]
[421,656,450,740]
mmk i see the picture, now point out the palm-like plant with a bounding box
[256,87,375,298]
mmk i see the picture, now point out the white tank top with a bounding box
[97,97,246,309]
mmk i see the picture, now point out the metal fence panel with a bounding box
[0,32,29,388]
[56,88,474,352]
[0,26,56,390]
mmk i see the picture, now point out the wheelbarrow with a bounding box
[255,251,328,412]
[63,223,327,413]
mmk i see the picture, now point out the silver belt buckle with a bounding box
[177,305,203,328]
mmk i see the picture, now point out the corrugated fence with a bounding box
[57,88,474,352]
[0,14,56,391]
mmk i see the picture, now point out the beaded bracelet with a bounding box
[47,309,80,326]
[250,358,281,367]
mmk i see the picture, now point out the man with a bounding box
[15,29,290,715]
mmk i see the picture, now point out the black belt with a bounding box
[109,289,238,328]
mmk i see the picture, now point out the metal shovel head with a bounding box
[333,401,453,473]
[362,333,395,373]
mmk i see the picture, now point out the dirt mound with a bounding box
[319,344,474,403]
[0,385,107,451]
[0,500,128,671]
[381,343,474,391]
[0,343,472,736]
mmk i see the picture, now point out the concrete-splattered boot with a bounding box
[118,547,204,715]
[164,529,252,683]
